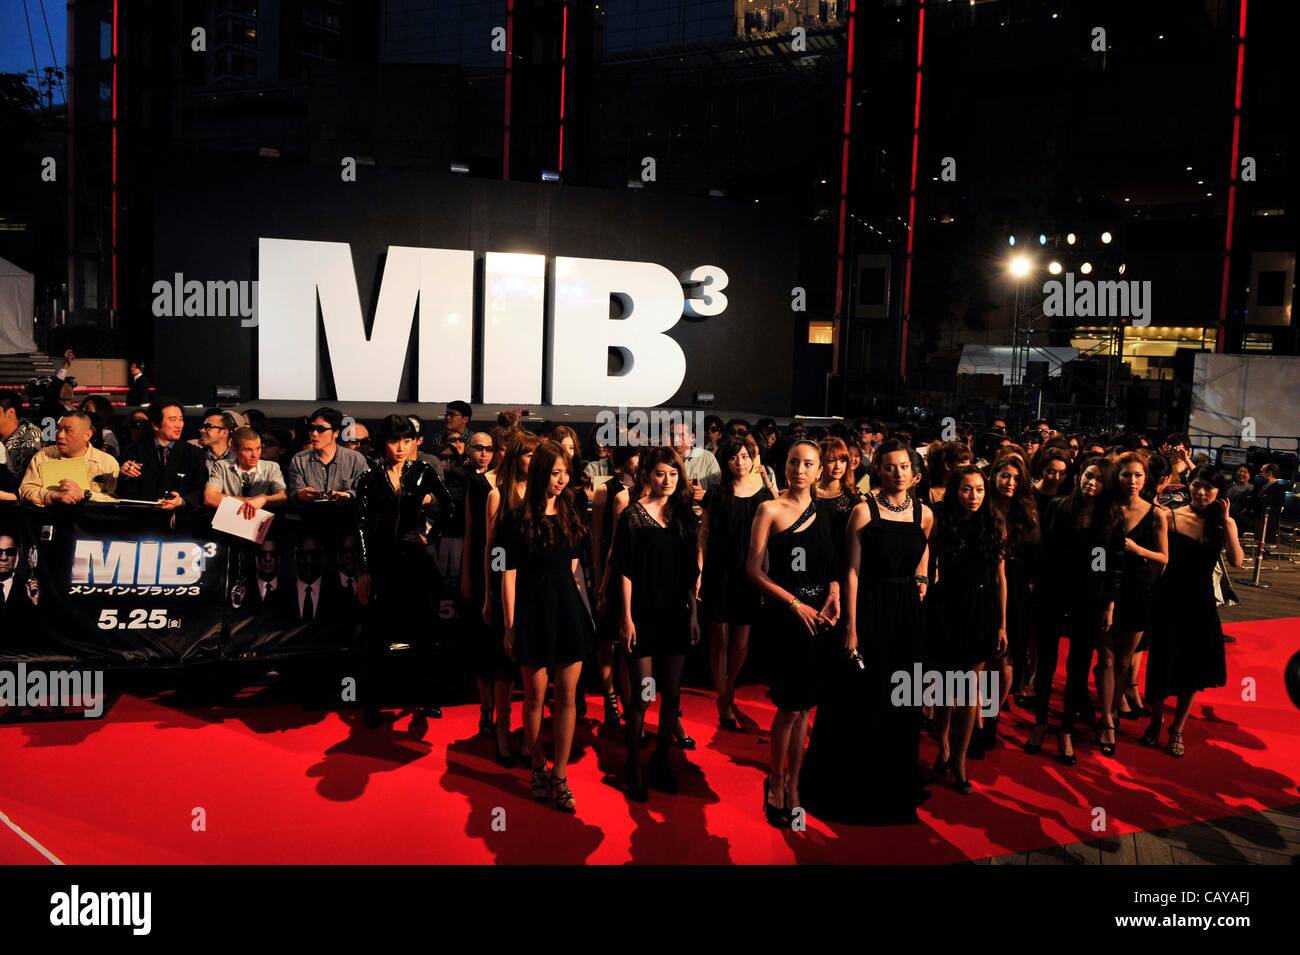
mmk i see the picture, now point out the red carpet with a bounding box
[2,617,1297,864]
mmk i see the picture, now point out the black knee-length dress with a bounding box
[1144,509,1227,699]
[609,500,700,659]
[502,513,593,669]
[765,498,839,712]
[699,484,772,625]
[1115,504,1160,637]
[802,494,928,824]
[924,519,1000,673]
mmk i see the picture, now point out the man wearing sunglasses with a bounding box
[0,532,40,629]
[286,406,369,506]
[198,408,236,476]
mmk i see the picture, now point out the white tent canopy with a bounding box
[0,256,38,354]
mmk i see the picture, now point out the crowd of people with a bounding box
[1,385,1282,827]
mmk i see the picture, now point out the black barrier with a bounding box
[0,501,471,667]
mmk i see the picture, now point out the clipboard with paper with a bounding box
[40,457,92,492]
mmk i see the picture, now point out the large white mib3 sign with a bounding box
[257,238,728,405]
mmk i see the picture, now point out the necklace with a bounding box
[875,491,912,513]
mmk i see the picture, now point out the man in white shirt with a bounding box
[205,427,288,518]
[667,420,721,509]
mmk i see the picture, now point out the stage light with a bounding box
[1186,166,1193,171]
[1066,233,1076,245]
[1038,234,1047,245]
[1048,261,1063,275]
[1008,236,1016,246]
[450,162,470,175]
[541,170,561,183]
[1080,262,1093,275]
[1101,231,1112,244]
[1008,255,1033,279]
[1118,263,1126,274]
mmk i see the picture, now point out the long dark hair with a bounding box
[935,465,1004,560]
[637,445,697,537]
[1065,454,1122,536]
[1184,464,1230,547]
[989,452,1039,549]
[518,441,585,550]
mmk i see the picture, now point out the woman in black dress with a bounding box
[746,440,841,826]
[1026,457,1124,765]
[926,465,1006,794]
[610,446,701,801]
[815,437,861,548]
[354,414,456,727]
[1142,467,1244,758]
[1109,452,1168,749]
[700,435,772,729]
[591,444,641,728]
[501,442,593,811]
[481,431,540,764]
[802,438,931,824]
[979,451,1038,752]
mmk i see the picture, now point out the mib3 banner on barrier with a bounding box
[11,507,228,664]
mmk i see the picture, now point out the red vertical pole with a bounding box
[1216,0,1248,352]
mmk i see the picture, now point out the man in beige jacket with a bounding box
[19,411,119,505]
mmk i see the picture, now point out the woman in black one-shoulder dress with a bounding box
[1142,466,1244,759]
[802,438,932,825]
[746,440,841,827]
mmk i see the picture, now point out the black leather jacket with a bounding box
[354,458,455,573]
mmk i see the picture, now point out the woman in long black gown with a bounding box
[610,446,701,801]
[501,441,593,811]
[925,465,1007,794]
[354,413,456,727]
[1142,466,1244,758]
[700,435,772,729]
[801,438,932,824]
[746,440,841,827]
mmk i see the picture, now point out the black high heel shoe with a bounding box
[673,710,696,750]
[624,760,648,803]
[952,769,973,795]
[763,777,788,827]
[1024,724,1047,755]
[930,755,951,781]
[1099,721,1117,758]
[1056,731,1077,766]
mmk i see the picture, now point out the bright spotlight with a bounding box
[1039,234,1047,246]
[1008,255,1033,279]
[1048,261,1063,275]
[1066,232,1077,245]
[1008,235,1016,246]
[1118,263,1126,275]
[1101,231,1113,244]
[1080,262,1093,275]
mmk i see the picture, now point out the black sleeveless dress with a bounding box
[1144,509,1227,699]
[802,495,928,825]
[765,498,839,712]
[1115,505,1159,636]
[700,484,772,625]
[925,519,1000,673]
[597,481,632,642]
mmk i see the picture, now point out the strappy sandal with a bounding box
[551,775,575,813]
[529,765,552,800]
[1167,728,1185,758]
[603,691,621,728]
[1099,722,1117,758]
